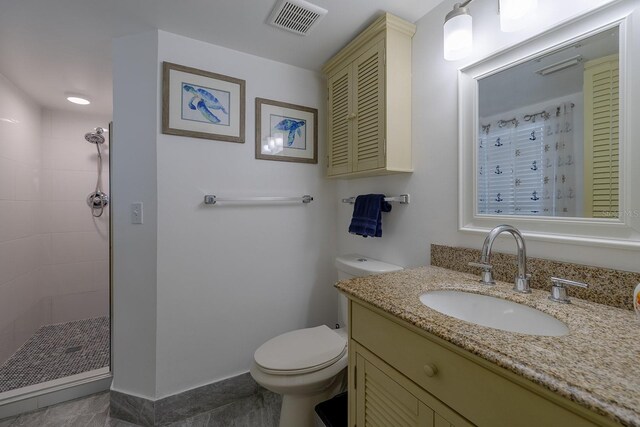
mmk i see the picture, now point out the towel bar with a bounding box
[204,195,313,205]
[341,194,410,204]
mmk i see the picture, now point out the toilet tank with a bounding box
[335,255,403,328]
[335,255,403,279]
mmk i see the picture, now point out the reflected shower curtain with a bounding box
[478,102,576,216]
[541,103,576,216]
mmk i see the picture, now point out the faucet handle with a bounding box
[468,261,492,270]
[549,277,589,304]
[468,262,495,285]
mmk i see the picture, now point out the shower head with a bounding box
[85,127,105,144]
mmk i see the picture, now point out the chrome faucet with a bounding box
[469,224,531,293]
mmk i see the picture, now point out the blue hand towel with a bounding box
[348,194,392,238]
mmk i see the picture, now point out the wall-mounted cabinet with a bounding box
[322,13,415,178]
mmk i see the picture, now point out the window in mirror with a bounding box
[477,27,619,218]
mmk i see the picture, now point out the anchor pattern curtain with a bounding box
[478,102,576,216]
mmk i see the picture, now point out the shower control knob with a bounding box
[87,192,109,209]
[87,192,109,218]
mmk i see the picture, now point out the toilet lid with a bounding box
[254,325,347,375]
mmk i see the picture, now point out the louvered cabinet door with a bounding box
[327,65,353,176]
[352,40,386,173]
[355,351,469,427]
[356,353,421,427]
[584,55,619,218]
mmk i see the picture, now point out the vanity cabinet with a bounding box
[348,300,617,427]
[322,13,415,178]
[353,343,472,427]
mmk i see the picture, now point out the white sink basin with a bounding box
[419,290,569,336]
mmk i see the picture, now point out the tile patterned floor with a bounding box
[0,392,137,427]
[0,390,281,427]
[0,317,110,393]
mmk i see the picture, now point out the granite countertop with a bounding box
[335,266,640,427]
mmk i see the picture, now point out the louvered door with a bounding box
[584,55,619,218]
[353,40,386,172]
[328,65,353,175]
[355,351,469,427]
[323,14,414,178]
[356,353,420,427]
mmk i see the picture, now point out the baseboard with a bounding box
[110,372,280,426]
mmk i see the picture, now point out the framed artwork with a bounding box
[162,62,245,142]
[255,98,318,164]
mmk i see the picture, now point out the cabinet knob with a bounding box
[348,113,358,120]
[423,364,438,377]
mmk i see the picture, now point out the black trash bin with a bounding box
[314,391,348,427]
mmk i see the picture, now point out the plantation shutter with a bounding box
[353,40,385,172]
[327,65,352,175]
[583,54,619,218]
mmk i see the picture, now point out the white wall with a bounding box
[112,31,159,399]
[155,31,337,398]
[0,73,44,364]
[336,0,640,272]
[112,30,337,400]
[40,109,111,324]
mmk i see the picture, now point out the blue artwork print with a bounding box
[181,83,230,126]
[270,115,306,149]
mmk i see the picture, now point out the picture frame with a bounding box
[255,98,318,164]
[162,62,245,143]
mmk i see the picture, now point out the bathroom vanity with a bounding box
[336,267,640,427]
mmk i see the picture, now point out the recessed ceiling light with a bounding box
[66,93,91,105]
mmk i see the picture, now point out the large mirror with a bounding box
[458,1,640,249]
[477,28,619,218]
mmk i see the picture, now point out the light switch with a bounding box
[131,202,143,224]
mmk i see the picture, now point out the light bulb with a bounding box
[444,4,473,61]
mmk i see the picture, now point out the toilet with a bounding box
[250,255,403,427]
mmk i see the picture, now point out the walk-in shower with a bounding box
[85,127,110,217]
[0,117,111,402]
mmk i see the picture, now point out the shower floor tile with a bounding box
[0,316,110,393]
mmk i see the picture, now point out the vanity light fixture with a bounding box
[535,55,583,76]
[443,0,539,61]
[443,1,473,61]
[65,93,91,105]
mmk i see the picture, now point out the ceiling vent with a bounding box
[267,0,328,36]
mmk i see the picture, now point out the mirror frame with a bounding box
[458,1,640,249]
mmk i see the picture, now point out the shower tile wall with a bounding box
[0,71,111,367]
[40,109,111,325]
[0,74,44,365]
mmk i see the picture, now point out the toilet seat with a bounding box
[254,325,347,376]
